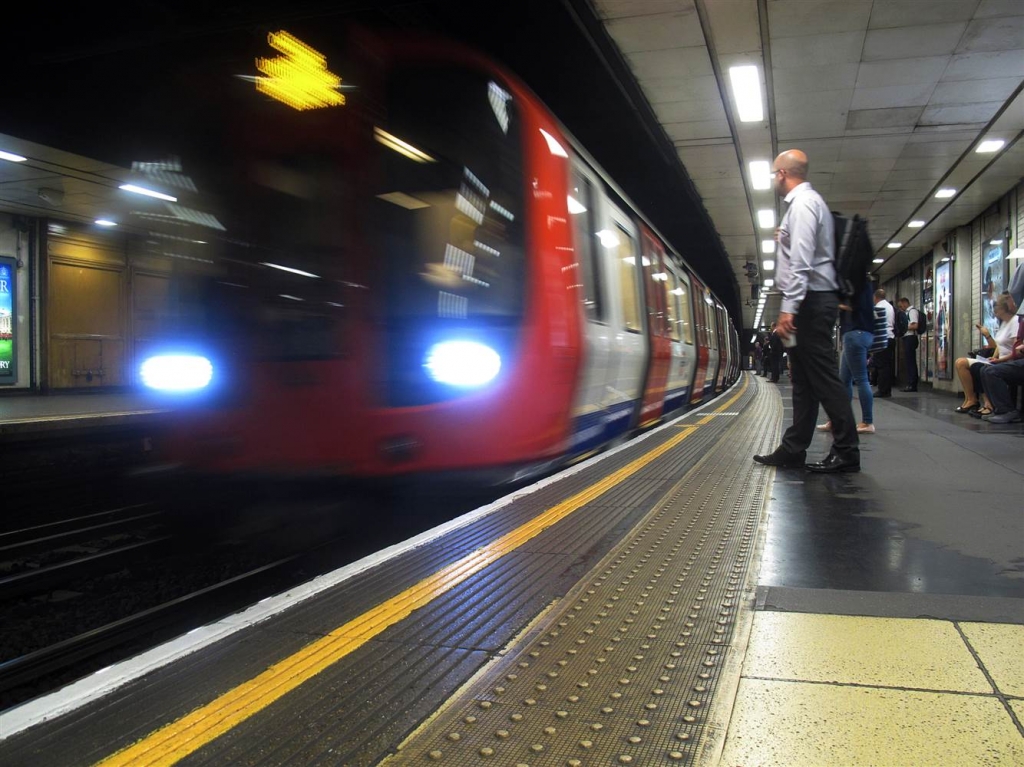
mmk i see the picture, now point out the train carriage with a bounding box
[147,29,739,483]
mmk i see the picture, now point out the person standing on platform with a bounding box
[767,322,783,382]
[817,278,877,434]
[897,297,920,391]
[872,288,896,397]
[753,149,860,473]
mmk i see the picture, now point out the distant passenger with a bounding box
[897,297,920,392]
[872,288,895,397]
[954,292,1018,417]
[980,299,1024,424]
[753,149,859,473]
[818,277,876,435]
[766,322,782,382]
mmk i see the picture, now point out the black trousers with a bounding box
[780,291,859,460]
[876,339,895,395]
[901,335,919,388]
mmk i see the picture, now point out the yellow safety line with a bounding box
[97,377,750,767]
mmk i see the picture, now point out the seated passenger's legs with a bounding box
[981,360,1024,423]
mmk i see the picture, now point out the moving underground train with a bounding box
[140,28,740,484]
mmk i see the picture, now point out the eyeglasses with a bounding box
[772,169,785,177]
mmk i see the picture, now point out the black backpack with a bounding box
[833,212,874,301]
[895,309,908,338]
[913,306,928,335]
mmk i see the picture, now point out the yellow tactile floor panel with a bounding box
[718,678,1024,767]
[960,622,1024,698]
[741,612,991,692]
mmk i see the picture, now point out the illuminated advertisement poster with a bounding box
[981,243,1005,336]
[0,257,14,384]
[935,260,952,379]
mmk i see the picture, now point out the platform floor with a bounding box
[0,374,1021,766]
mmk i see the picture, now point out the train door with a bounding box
[566,162,616,453]
[699,285,718,399]
[636,228,672,428]
[663,261,695,414]
[688,273,710,403]
[603,199,646,435]
[715,304,728,391]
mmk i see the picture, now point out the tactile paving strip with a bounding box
[383,381,780,766]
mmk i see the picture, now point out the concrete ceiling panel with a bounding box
[851,84,934,111]
[862,23,968,61]
[920,102,1003,126]
[653,98,728,123]
[976,0,1024,19]
[832,158,900,172]
[625,46,714,80]
[930,77,1022,105]
[772,63,859,95]
[855,56,949,89]
[767,0,872,38]
[771,31,865,69]
[900,137,973,157]
[847,106,926,131]
[665,119,732,142]
[868,0,979,29]
[703,0,761,54]
[956,16,1024,53]
[677,143,739,168]
[595,0,693,21]
[641,75,721,103]
[606,10,706,52]
[839,135,911,159]
[944,50,1024,80]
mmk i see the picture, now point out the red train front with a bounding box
[143,29,738,482]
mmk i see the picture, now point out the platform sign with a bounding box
[0,257,14,383]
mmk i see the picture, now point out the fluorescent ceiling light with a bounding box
[887,242,901,249]
[119,183,177,202]
[872,258,885,264]
[761,239,775,254]
[757,209,775,229]
[908,220,925,228]
[728,65,763,123]
[279,294,304,301]
[95,219,117,227]
[260,262,321,278]
[935,188,956,199]
[0,150,27,162]
[763,279,774,287]
[990,239,1003,245]
[749,160,771,191]
[976,139,1005,153]
[762,259,775,271]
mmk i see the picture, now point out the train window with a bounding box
[570,171,604,322]
[665,272,680,342]
[677,280,693,345]
[615,225,642,333]
[374,66,525,321]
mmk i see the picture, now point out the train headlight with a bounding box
[140,354,214,392]
[424,341,501,387]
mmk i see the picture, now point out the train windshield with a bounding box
[373,66,525,322]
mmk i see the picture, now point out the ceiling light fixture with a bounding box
[0,150,27,163]
[887,242,901,249]
[976,139,1005,153]
[728,65,764,122]
[935,188,956,199]
[762,259,775,271]
[872,258,885,264]
[757,209,775,229]
[761,239,775,254]
[908,220,925,228]
[749,160,771,190]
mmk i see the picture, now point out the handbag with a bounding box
[967,347,995,360]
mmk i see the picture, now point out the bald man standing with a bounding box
[753,150,860,472]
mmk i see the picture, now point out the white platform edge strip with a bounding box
[0,379,744,739]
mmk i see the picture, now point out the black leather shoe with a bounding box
[753,447,806,468]
[901,386,917,392]
[806,452,860,473]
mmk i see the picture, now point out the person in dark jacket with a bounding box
[817,278,876,434]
